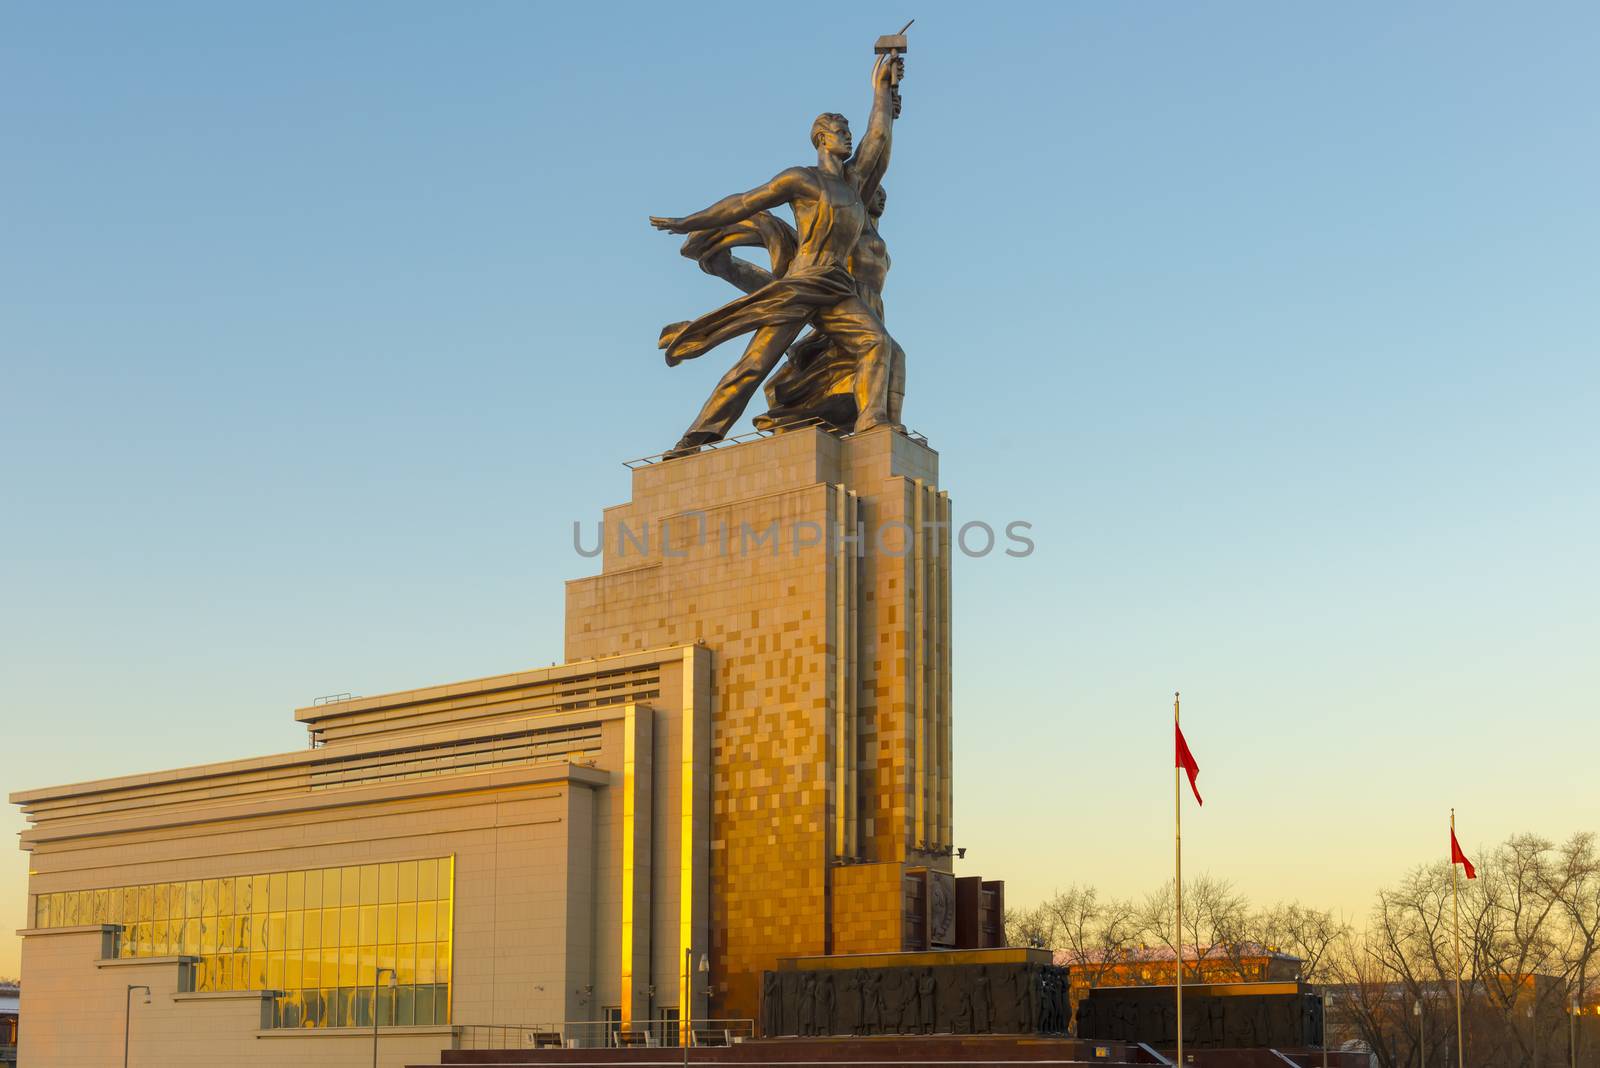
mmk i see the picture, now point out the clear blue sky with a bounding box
[3,2,1597,976]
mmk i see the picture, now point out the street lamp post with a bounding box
[123,984,150,1068]
[1415,997,1425,1068]
[372,967,396,1068]
[1571,998,1579,1068]
[1321,989,1329,1068]
[683,949,708,1068]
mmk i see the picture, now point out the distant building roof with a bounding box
[0,985,17,1014]
[1054,941,1304,968]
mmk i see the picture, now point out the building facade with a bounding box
[12,427,969,1065]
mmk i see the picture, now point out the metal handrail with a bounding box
[622,424,930,469]
[1135,1042,1175,1066]
[453,1018,754,1050]
[623,428,776,469]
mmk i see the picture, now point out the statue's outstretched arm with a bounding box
[651,168,813,234]
[849,54,900,196]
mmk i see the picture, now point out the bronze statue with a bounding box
[842,969,864,1035]
[972,966,993,1033]
[814,972,835,1034]
[755,183,905,434]
[762,971,781,1036]
[798,973,816,1036]
[917,968,937,1034]
[861,969,885,1033]
[650,44,906,458]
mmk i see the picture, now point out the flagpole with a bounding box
[1453,808,1465,1068]
[1174,691,1183,1068]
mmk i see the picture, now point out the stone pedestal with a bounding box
[565,427,954,1022]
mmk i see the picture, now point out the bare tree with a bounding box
[1259,902,1348,984]
[1005,903,1056,950]
[1475,834,1568,1064]
[1039,884,1140,988]
[1547,833,1600,1067]
[1137,874,1252,983]
[1003,830,1600,1067]
[1325,928,1409,1068]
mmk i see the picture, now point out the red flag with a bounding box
[1175,723,1202,805]
[1451,827,1476,879]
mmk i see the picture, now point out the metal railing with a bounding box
[622,422,930,469]
[454,1019,754,1050]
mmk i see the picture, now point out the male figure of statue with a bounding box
[650,48,904,458]
[755,183,906,433]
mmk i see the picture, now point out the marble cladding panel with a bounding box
[830,862,907,955]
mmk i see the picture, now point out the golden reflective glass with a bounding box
[303,868,322,910]
[267,912,285,953]
[339,946,357,987]
[397,942,416,984]
[416,943,435,984]
[48,855,452,1026]
[397,861,417,901]
[304,910,322,950]
[340,866,359,907]
[378,863,397,904]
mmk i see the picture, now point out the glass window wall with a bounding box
[31,856,453,1028]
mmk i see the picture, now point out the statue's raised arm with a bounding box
[848,52,902,200]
